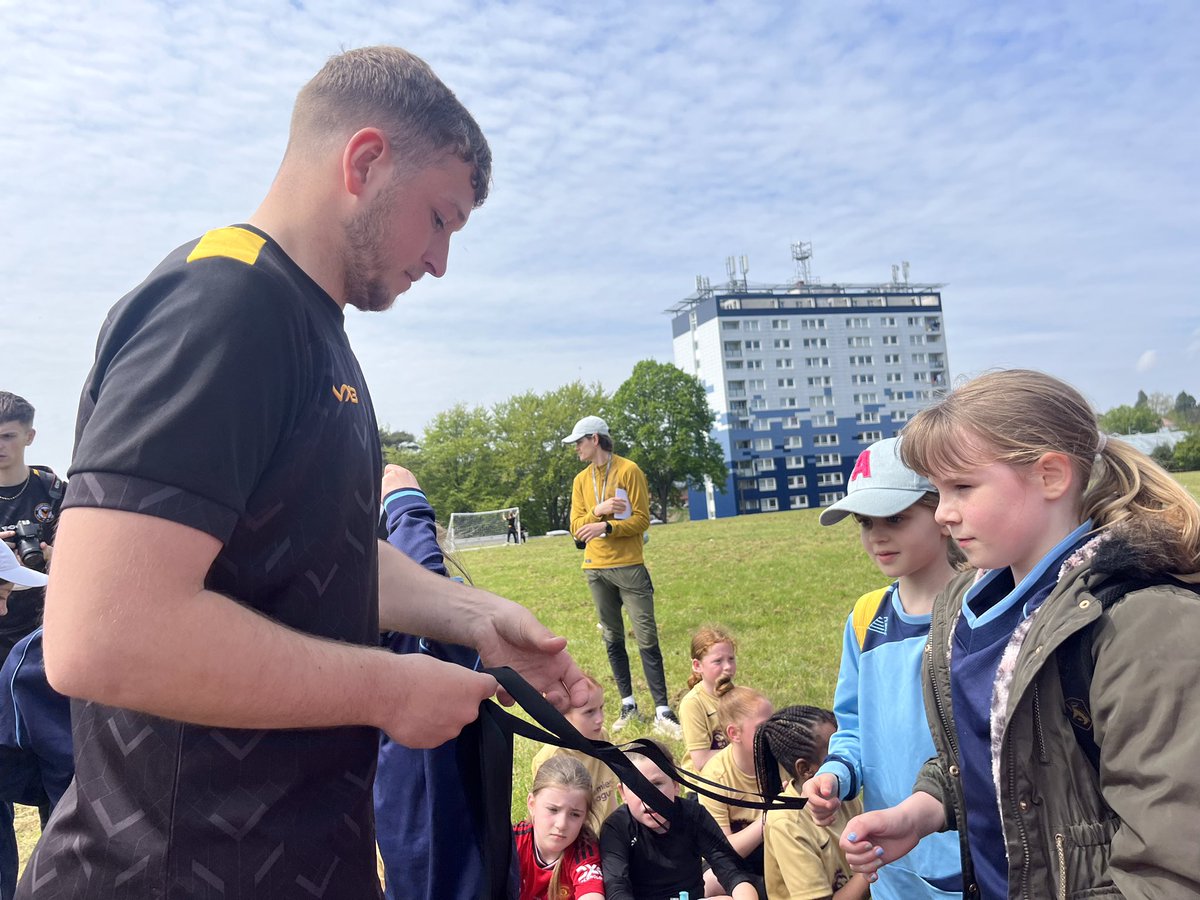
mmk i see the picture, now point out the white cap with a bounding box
[562,415,610,443]
[0,542,48,589]
[819,437,935,526]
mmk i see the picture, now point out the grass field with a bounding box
[15,470,1200,869]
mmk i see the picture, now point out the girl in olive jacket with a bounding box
[839,370,1200,900]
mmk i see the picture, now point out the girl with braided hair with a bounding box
[678,625,738,773]
[756,706,869,899]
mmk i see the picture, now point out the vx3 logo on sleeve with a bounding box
[332,384,360,404]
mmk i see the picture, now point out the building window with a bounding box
[789,494,810,509]
[813,412,836,426]
[852,392,879,404]
[749,378,766,390]
[856,430,883,442]
[743,499,760,511]
[771,318,790,330]
[816,453,842,466]
[758,478,777,492]
[783,415,801,428]
[856,411,880,424]
[907,316,923,326]
[884,353,901,364]
[750,398,768,411]
[784,436,804,449]
[886,372,904,383]
[912,353,928,364]
[805,357,831,367]
[809,395,830,407]
[746,359,763,370]
[723,341,741,354]
[847,336,872,348]
[777,377,795,388]
[726,359,743,369]
[849,355,874,366]
[744,320,761,331]
[909,334,927,346]
[846,316,870,328]
[776,358,794,369]
[819,491,846,505]
[880,316,897,327]
[745,339,762,351]
[807,375,832,387]
[881,335,899,346]
[735,439,751,450]
[913,371,929,383]
[773,338,792,350]
[817,472,844,487]
[786,455,805,468]
[780,397,798,408]
[755,458,776,473]
[800,318,826,329]
[787,475,808,489]
[892,410,910,422]
[752,418,771,431]
[721,320,740,330]
[803,337,829,348]
[754,438,773,451]
[851,374,876,385]
[762,497,779,511]
[813,434,840,447]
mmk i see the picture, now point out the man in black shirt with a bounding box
[19,47,588,900]
[0,393,63,664]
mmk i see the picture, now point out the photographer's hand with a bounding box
[40,541,53,567]
[0,530,14,552]
[575,522,607,543]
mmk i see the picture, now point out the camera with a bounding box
[2,520,45,571]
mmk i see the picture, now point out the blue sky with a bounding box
[3,0,1197,471]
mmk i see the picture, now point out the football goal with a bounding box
[447,507,521,551]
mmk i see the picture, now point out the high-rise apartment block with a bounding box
[669,248,949,519]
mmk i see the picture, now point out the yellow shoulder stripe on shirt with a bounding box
[186,227,266,266]
[851,586,890,649]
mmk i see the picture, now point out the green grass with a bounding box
[16,470,1200,864]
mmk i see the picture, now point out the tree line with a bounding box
[1098,389,1200,471]
[379,360,728,536]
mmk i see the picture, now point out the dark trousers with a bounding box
[586,564,669,708]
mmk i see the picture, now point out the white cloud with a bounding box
[1136,351,1158,373]
[2,0,1199,470]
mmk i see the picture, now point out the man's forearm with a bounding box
[377,539,497,643]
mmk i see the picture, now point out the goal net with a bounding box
[447,507,521,551]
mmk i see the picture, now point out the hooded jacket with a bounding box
[914,530,1200,900]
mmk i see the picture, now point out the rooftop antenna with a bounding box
[791,241,812,284]
[902,261,910,285]
[726,255,737,289]
[891,264,900,285]
[739,255,749,290]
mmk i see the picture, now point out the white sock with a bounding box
[655,706,672,718]
[621,696,636,708]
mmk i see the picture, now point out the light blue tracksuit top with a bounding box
[817,584,963,899]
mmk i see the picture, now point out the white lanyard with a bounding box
[591,458,611,507]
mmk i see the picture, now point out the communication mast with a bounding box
[791,241,813,284]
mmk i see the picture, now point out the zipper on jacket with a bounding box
[926,639,959,761]
[1032,683,1049,764]
[1007,743,1033,899]
[1055,833,1067,900]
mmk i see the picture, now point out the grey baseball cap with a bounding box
[819,436,935,525]
[562,415,610,443]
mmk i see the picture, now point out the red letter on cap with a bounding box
[849,450,872,482]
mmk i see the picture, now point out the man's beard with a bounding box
[342,190,396,313]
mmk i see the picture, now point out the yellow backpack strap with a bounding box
[852,587,890,649]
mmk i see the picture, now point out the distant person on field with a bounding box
[802,436,963,899]
[698,686,774,891]
[599,740,758,900]
[756,706,868,900]
[678,625,737,773]
[530,673,620,828]
[564,415,680,738]
[506,510,519,544]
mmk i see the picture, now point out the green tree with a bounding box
[1098,404,1160,435]
[1174,433,1200,472]
[492,381,610,535]
[609,360,728,521]
[379,427,418,464]
[1150,443,1178,472]
[404,404,503,517]
[1147,392,1174,416]
[1135,389,1149,408]
[1174,391,1199,426]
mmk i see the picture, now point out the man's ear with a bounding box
[1033,451,1074,500]
[24,428,35,447]
[342,127,388,197]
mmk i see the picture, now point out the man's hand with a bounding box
[593,497,628,517]
[471,595,591,712]
[381,464,421,499]
[575,522,607,543]
[39,541,53,567]
[0,530,14,552]
[801,772,843,826]
[379,654,498,748]
[0,584,11,617]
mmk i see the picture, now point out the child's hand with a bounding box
[801,773,842,826]
[840,793,944,883]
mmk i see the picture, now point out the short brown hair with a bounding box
[0,392,34,427]
[290,46,491,206]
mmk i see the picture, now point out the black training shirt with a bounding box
[20,225,384,899]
